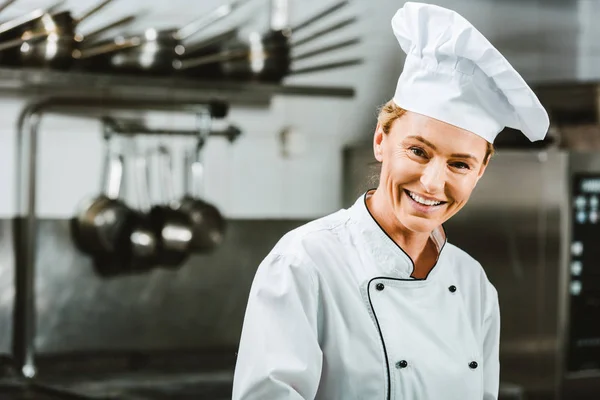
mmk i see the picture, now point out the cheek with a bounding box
[448,177,478,202]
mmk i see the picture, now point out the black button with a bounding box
[396,360,408,369]
[375,283,385,291]
[469,361,478,369]
[448,285,457,293]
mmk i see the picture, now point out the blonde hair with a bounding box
[376,100,495,165]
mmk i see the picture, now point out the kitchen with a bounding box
[0,0,596,399]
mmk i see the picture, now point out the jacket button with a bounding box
[448,285,457,293]
[395,360,408,369]
[375,283,385,291]
[469,361,478,369]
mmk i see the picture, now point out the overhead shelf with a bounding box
[0,67,355,105]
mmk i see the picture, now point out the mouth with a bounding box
[403,189,447,212]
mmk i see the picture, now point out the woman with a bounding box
[232,2,549,400]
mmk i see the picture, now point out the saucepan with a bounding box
[7,0,138,69]
[74,0,252,75]
[125,145,159,274]
[70,133,133,260]
[178,110,226,252]
[148,145,194,268]
[173,0,361,82]
[0,1,66,64]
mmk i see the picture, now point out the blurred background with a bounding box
[0,0,598,399]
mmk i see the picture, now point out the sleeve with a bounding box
[482,285,501,400]
[232,252,323,400]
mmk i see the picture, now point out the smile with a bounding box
[404,190,447,207]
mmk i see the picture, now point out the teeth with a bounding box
[408,191,442,206]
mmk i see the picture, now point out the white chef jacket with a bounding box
[232,191,500,400]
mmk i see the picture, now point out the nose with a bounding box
[420,160,445,194]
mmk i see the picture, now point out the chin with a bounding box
[396,212,439,233]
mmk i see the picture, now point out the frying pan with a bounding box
[75,0,251,75]
[178,110,226,252]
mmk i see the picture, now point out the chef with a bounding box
[232,2,549,400]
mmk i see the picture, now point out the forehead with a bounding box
[391,111,489,155]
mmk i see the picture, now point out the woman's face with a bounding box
[373,110,489,233]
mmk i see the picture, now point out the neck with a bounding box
[366,189,435,263]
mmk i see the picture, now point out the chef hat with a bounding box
[391,2,549,143]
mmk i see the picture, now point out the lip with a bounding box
[404,189,446,203]
[403,189,447,214]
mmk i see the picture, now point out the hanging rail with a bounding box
[12,96,236,380]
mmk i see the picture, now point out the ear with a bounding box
[474,159,489,185]
[373,123,385,162]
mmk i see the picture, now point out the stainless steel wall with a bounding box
[0,219,308,355]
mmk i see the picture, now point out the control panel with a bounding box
[568,174,600,373]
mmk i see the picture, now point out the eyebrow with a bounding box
[405,135,480,162]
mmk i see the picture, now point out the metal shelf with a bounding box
[0,67,355,105]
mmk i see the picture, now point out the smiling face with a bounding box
[373,107,491,234]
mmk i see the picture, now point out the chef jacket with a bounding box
[232,191,500,400]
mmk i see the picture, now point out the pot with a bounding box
[74,0,251,75]
[70,133,133,260]
[178,110,226,252]
[148,145,193,268]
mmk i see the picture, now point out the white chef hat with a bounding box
[391,2,549,143]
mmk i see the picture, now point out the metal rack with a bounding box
[0,67,355,105]
[10,69,354,388]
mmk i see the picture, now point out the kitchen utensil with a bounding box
[290,16,356,47]
[149,145,193,268]
[178,110,226,252]
[126,145,159,273]
[0,1,65,65]
[291,37,360,61]
[75,0,251,75]
[173,0,290,81]
[290,0,349,34]
[174,0,359,82]
[175,39,362,81]
[0,0,18,16]
[13,0,127,69]
[70,133,133,260]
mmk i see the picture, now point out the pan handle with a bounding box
[290,58,363,75]
[0,0,65,35]
[292,37,360,62]
[155,145,179,209]
[0,0,18,15]
[73,36,142,59]
[291,17,356,47]
[78,13,138,43]
[184,109,212,197]
[74,0,115,26]
[100,134,124,200]
[0,31,49,52]
[290,0,348,33]
[175,0,252,41]
[174,48,249,70]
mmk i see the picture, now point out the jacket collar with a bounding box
[348,190,447,280]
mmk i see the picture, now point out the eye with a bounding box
[409,147,427,158]
[450,161,471,170]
